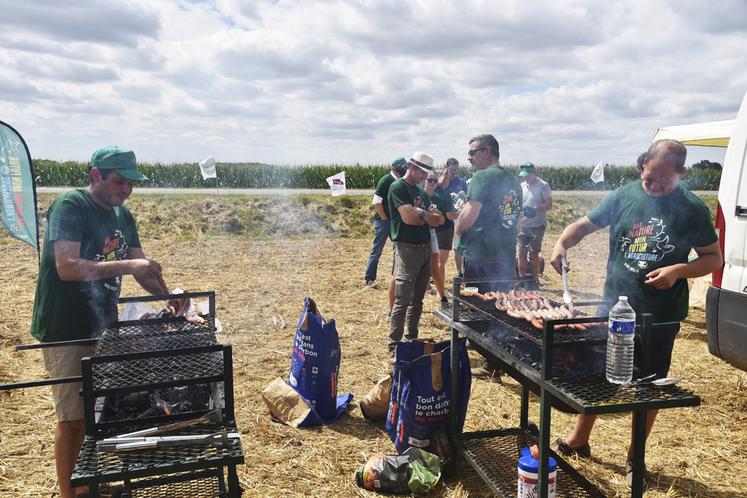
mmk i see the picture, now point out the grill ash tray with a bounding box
[455,295,607,345]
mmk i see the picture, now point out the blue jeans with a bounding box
[464,258,516,293]
[364,219,391,282]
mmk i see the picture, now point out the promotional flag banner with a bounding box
[325,171,346,197]
[199,155,217,180]
[0,121,38,251]
[590,161,605,184]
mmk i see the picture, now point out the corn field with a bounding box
[31,160,722,190]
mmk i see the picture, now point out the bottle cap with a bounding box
[619,296,628,301]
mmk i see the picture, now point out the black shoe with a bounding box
[553,438,591,459]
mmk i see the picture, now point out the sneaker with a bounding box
[625,461,648,490]
[440,297,450,310]
[553,438,591,459]
[365,281,379,289]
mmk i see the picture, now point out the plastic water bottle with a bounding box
[606,296,636,384]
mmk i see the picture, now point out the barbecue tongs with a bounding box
[97,431,240,452]
[561,256,573,309]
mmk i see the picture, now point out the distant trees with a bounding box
[691,159,722,171]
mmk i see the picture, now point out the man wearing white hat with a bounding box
[387,152,444,354]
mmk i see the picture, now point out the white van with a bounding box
[706,91,747,371]
[655,91,747,371]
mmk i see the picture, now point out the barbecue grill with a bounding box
[438,278,701,498]
[70,292,244,498]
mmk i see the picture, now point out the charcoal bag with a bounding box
[386,339,471,454]
[288,297,352,425]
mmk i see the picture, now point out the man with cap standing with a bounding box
[29,146,187,498]
[364,157,407,288]
[517,162,552,289]
[455,134,522,293]
[387,152,444,354]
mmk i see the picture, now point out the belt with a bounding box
[396,241,430,249]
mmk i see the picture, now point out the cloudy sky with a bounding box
[1,0,746,167]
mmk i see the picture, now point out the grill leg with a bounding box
[227,465,242,497]
[630,409,648,498]
[520,384,529,429]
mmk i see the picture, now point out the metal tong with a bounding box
[561,256,573,308]
[113,409,222,439]
[97,430,240,452]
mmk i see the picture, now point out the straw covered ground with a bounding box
[0,193,745,497]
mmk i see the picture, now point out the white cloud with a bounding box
[0,0,744,167]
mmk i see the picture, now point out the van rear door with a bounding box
[720,92,747,294]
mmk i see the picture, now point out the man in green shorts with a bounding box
[29,146,187,498]
[550,139,722,488]
[387,152,444,354]
[455,134,522,292]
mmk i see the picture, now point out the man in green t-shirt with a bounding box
[29,146,186,498]
[549,139,722,487]
[455,134,522,292]
[387,152,444,354]
[364,156,407,289]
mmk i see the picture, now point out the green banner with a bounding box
[0,121,38,250]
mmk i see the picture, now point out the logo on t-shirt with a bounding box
[498,190,521,229]
[97,229,129,262]
[620,217,675,272]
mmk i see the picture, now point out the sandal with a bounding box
[553,438,591,458]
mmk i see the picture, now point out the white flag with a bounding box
[590,161,605,183]
[199,155,217,180]
[325,171,346,197]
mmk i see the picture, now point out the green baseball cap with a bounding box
[90,146,149,181]
[519,162,536,177]
[391,156,407,168]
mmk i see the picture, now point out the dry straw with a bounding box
[1,219,745,497]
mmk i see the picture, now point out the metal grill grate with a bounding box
[462,428,605,497]
[455,295,607,345]
[72,425,243,485]
[95,319,217,356]
[549,375,701,411]
[125,469,226,497]
[91,351,224,392]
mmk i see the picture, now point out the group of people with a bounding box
[30,136,722,495]
[362,135,722,488]
[363,134,555,354]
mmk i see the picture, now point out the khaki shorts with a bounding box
[42,344,96,422]
[517,225,546,253]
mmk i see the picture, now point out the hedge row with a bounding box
[31,160,722,190]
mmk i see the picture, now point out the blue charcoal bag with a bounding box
[386,339,471,454]
[288,297,351,424]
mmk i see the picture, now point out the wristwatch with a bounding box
[419,209,426,220]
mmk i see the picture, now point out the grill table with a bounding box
[71,292,244,497]
[437,280,700,498]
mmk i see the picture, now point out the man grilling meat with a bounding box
[29,146,187,498]
[549,139,722,488]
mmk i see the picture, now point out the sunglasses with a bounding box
[468,147,486,157]
[426,178,438,183]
